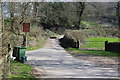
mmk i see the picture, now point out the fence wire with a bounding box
[81,41,105,50]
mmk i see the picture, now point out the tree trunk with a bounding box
[33,2,39,26]
[77,2,85,29]
[9,3,15,30]
[117,2,120,38]
[117,2,120,26]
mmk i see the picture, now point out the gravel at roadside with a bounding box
[67,51,119,68]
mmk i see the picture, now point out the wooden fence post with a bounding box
[105,41,108,51]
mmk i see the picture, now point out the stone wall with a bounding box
[59,36,77,48]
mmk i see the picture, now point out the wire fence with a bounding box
[81,41,105,50]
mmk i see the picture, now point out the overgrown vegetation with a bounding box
[26,38,46,51]
[40,2,85,29]
[9,60,35,79]
[26,25,49,51]
[60,30,86,48]
[3,22,49,51]
[84,27,118,37]
[26,28,58,51]
[46,29,58,37]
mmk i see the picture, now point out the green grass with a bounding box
[9,60,35,79]
[67,37,119,57]
[86,37,119,42]
[67,48,120,57]
[81,37,119,50]
[27,45,43,51]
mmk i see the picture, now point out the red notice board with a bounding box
[23,23,30,32]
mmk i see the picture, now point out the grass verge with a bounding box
[26,37,47,51]
[67,48,120,57]
[27,44,43,51]
[9,60,35,79]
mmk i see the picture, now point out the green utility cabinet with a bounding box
[13,46,27,63]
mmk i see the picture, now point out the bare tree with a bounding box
[8,3,15,30]
[117,2,120,38]
[117,2,120,26]
[76,2,85,29]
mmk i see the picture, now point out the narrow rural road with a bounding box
[26,37,119,78]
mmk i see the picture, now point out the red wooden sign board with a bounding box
[23,23,30,32]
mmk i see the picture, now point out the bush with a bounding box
[27,25,49,49]
[64,30,86,42]
[59,30,86,48]
[83,26,118,37]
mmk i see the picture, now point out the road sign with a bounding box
[23,23,30,32]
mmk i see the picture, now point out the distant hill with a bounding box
[83,2,118,26]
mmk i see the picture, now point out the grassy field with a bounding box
[9,60,35,80]
[67,37,119,57]
[81,37,119,50]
